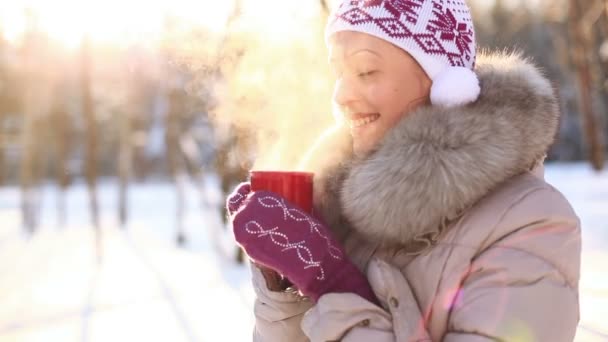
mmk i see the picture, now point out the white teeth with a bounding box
[350,114,379,128]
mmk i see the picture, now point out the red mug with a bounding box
[249,171,314,214]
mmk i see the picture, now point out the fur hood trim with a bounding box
[307,53,560,250]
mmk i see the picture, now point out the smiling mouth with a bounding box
[350,114,380,128]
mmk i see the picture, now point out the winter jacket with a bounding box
[250,53,582,342]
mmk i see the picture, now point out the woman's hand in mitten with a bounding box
[226,182,251,216]
[226,182,289,291]
[231,190,379,305]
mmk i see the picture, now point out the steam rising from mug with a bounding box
[180,2,348,172]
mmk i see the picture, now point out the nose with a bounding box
[333,78,358,109]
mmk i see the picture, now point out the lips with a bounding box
[348,113,380,129]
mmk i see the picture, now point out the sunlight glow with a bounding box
[0,0,237,48]
[238,0,321,42]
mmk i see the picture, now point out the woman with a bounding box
[227,1,582,341]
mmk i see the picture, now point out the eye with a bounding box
[358,70,377,79]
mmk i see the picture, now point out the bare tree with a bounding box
[50,92,71,227]
[19,90,40,232]
[80,35,102,263]
[19,11,46,233]
[117,101,133,228]
[0,112,4,186]
[568,0,606,170]
[117,54,140,229]
[0,35,6,186]
[165,81,188,246]
[320,0,330,14]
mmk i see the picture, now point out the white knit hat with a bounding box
[326,0,480,108]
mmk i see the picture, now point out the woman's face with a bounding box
[329,32,432,155]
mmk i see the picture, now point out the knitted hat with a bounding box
[326,0,479,108]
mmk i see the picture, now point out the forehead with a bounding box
[328,31,398,62]
[329,31,389,60]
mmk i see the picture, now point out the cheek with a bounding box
[379,87,409,125]
[364,83,409,127]
[363,83,394,111]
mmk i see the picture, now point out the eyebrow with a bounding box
[329,48,383,64]
[347,49,383,59]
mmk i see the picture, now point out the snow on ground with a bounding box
[0,173,256,342]
[545,164,608,341]
[0,162,606,341]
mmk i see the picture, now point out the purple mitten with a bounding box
[227,183,289,291]
[226,182,251,216]
[231,190,379,305]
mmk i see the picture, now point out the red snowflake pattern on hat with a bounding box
[427,6,474,62]
[376,17,413,38]
[361,0,384,7]
[327,0,476,69]
[384,0,424,24]
[340,7,375,25]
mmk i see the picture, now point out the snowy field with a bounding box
[0,162,606,341]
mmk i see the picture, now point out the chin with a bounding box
[353,140,375,157]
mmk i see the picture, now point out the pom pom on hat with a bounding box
[430,66,481,107]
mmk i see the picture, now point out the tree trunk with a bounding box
[52,97,70,227]
[81,36,102,263]
[569,0,605,170]
[118,62,137,228]
[0,37,4,186]
[118,112,132,228]
[19,24,44,234]
[320,0,330,14]
[165,88,187,246]
[20,106,38,232]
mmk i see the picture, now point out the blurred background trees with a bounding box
[0,0,606,240]
[471,0,608,170]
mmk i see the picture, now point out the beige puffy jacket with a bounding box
[250,54,581,342]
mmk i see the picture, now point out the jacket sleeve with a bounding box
[250,265,313,342]
[301,258,431,342]
[444,187,581,342]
